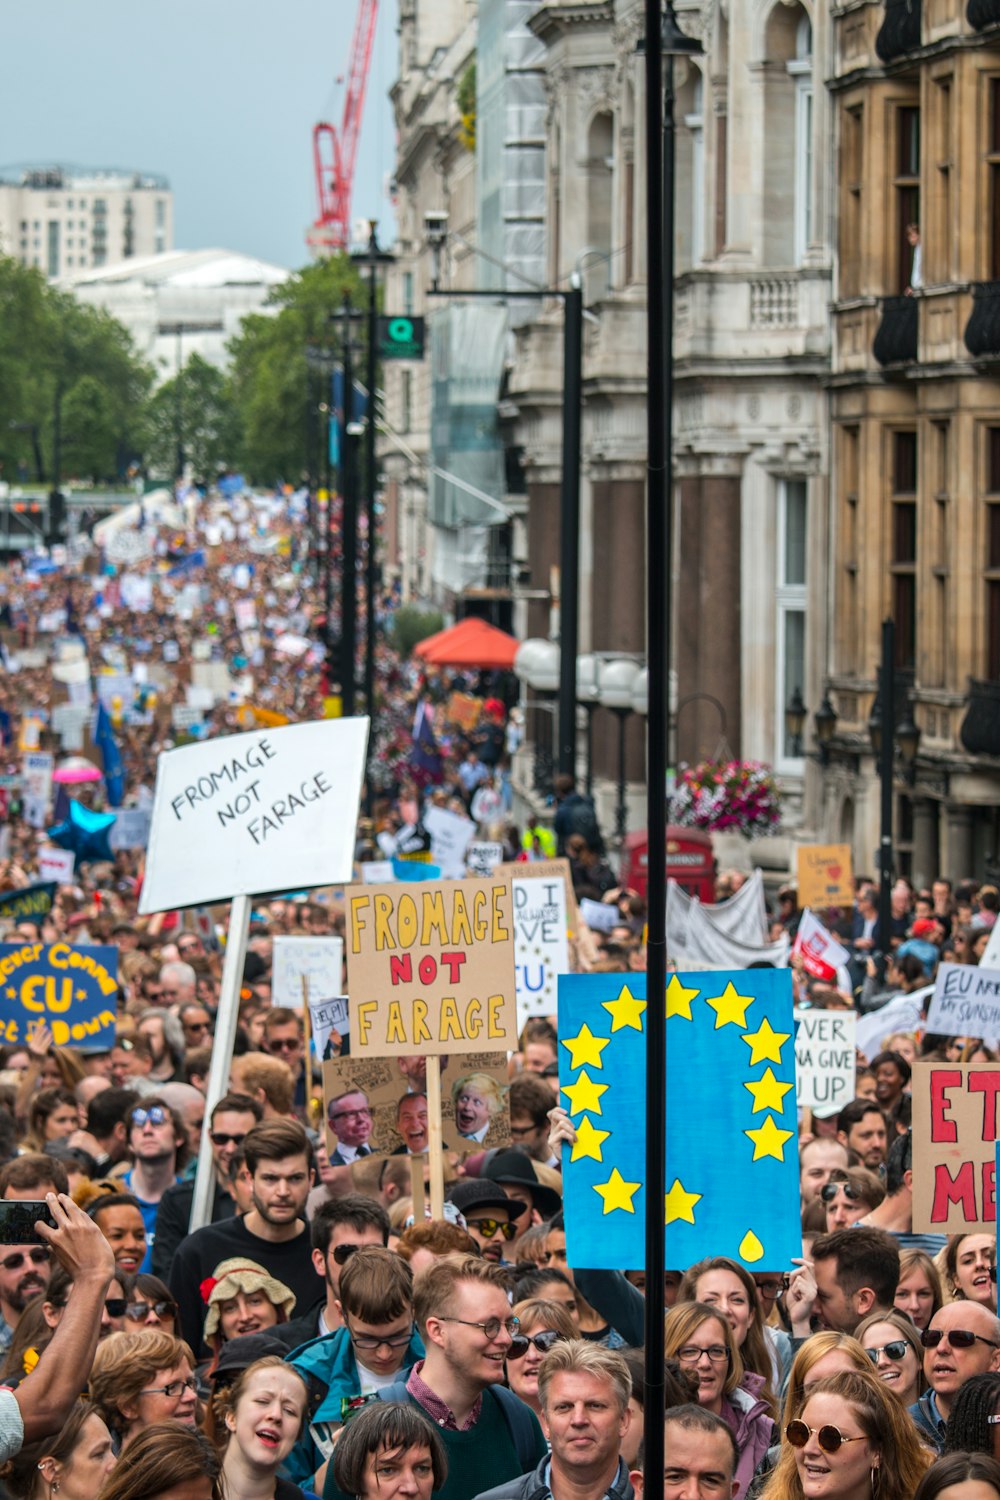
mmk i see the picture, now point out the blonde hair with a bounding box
[511,1297,578,1343]
[451,1072,506,1114]
[536,1340,631,1412]
[664,1302,743,1397]
[782,1331,872,1428]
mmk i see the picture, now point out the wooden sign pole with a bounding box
[409,1156,426,1221]
[425,1055,446,1221]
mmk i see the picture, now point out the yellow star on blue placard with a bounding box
[602,984,646,1032]
[561,1070,608,1117]
[743,1067,794,1115]
[561,1024,610,1071]
[665,975,699,1020]
[664,1178,702,1224]
[706,981,754,1029]
[593,1167,641,1215]
[742,1016,791,1065]
[744,1113,794,1162]
[572,1116,611,1163]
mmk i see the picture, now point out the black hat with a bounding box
[484,1149,563,1219]
[446,1177,526,1222]
[211,1333,288,1385]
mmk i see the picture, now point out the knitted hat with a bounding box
[201,1258,296,1340]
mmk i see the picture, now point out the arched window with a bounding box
[788,14,814,262]
[585,111,613,299]
[686,73,705,264]
[762,2,812,265]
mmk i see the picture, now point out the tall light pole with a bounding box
[644,2,702,1492]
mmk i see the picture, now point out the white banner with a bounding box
[139,718,369,913]
[109,807,152,850]
[925,962,1000,1042]
[513,873,570,1027]
[856,987,932,1061]
[424,805,476,880]
[37,845,76,884]
[793,908,852,982]
[672,897,790,970]
[272,936,345,1010]
[794,1008,857,1112]
[465,842,504,877]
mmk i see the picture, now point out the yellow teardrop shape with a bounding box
[739,1230,765,1264]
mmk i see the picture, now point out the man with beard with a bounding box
[168,1119,316,1353]
[0,1236,51,1351]
[121,1096,187,1269]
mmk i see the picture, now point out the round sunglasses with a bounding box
[507,1329,564,1360]
[787,1421,868,1454]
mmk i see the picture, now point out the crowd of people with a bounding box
[0,486,999,1500]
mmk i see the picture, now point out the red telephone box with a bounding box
[619,827,717,902]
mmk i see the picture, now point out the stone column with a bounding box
[910,798,940,891]
[946,803,974,884]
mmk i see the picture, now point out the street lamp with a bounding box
[576,654,602,796]
[599,658,641,846]
[784,687,839,766]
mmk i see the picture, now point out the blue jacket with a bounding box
[286,1325,424,1485]
[908,1392,946,1454]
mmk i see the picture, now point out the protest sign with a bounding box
[21,751,53,829]
[496,858,576,920]
[37,847,76,885]
[465,842,503,877]
[423,805,476,880]
[0,941,118,1048]
[309,995,349,1060]
[109,807,152,851]
[271,937,345,1011]
[559,968,801,1270]
[360,861,395,884]
[793,1009,857,1112]
[793,909,851,983]
[139,717,369,913]
[0,884,57,923]
[925,963,1000,1042]
[580,898,618,935]
[446,692,481,732]
[912,1061,1000,1233]
[322,1049,510,1161]
[512,873,570,1027]
[346,878,516,1055]
[796,844,854,909]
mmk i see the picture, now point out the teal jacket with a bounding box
[286,1325,424,1486]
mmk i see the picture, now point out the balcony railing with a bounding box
[873,295,918,365]
[967,0,1000,29]
[749,276,799,329]
[960,680,1000,757]
[875,0,922,59]
[964,282,1000,357]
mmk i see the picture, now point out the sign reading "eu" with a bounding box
[0,943,118,1048]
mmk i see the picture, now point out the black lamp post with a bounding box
[866,619,921,952]
[643,0,702,1491]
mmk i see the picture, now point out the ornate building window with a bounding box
[684,72,705,264]
[894,106,920,292]
[789,15,813,264]
[891,430,917,668]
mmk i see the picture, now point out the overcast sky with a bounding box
[0,0,398,270]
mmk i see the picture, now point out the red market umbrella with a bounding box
[413,617,519,670]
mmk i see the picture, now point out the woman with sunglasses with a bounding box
[856,1311,925,1408]
[119,1272,178,1335]
[895,1250,944,1332]
[942,1371,1000,1459]
[944,1236,998,1311]
[766,1369,929,1500]
[665,1301,776,1499]
[89,1329,199,1450]
[679,1256,779,1418]
[504,1298,576,1421]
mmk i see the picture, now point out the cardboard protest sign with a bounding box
[0,942,117,1048]
[512,873,570,1027]
[309,995,349,1060]
[0,884,57,923]
[109,807,152,851]
[793,1009,857,1112]
[925,964,1000,1042]
[912,1062,999,1233]
[37,847,76,886]
[465,842,504,877]
[424,805,476,880]
[271,937,345,1011]
[796,844,854,909]
[559,968,801,1270]
[322,1049,510,1160]
[496,858,576,920]
[346,878,516,1055]
[139,718,369,913]
[446,692,482,732]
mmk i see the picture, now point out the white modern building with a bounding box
[61,249,289,381]
[0,166,173,277]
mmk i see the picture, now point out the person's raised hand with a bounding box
[25,1020,53,1061]
[547,1104,577,1157]
[785,1257,817,1334]
[35,1193,114,1286]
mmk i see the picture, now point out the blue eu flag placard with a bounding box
[0,943,118,1050]
[558,969,801,1270]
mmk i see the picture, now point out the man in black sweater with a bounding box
[152,1092,262,1277]
[168,1118,317,1354]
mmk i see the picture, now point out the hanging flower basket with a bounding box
[669,759,781,839]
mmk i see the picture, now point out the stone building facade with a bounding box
[822,0,1000,885]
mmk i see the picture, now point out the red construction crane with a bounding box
[309,0,379,253]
